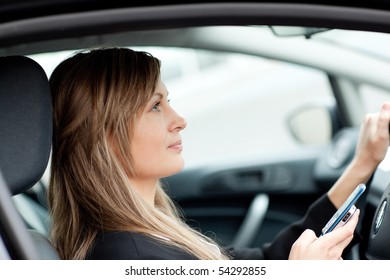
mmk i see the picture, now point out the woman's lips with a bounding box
[168,140,183,151]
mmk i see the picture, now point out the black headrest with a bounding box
[0,56,52,195]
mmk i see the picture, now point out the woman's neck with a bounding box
[130,178,157,206]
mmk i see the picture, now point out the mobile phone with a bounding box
[321,183,366,236]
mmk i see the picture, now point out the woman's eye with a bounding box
[152,101,161,112]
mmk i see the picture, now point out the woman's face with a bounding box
[131,78,187,181]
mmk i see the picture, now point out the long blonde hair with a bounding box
[48,47,230,260]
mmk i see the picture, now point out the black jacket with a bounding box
[88,194,337,260]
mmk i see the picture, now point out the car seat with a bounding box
[0,55,59,259]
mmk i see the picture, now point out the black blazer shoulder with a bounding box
[87,194,338,260]
[88,231,197,260]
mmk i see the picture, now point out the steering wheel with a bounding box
[365,182,390,260]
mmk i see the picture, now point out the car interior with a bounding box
[1,1,390,260]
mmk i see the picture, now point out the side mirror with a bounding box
[287,103,337,145]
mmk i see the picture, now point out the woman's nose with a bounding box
[170,110,187,132]
[177,115,187,131]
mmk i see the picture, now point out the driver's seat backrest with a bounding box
[0,55,59,259]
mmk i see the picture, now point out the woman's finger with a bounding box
[288,229,317,259]
[321,209,360,247]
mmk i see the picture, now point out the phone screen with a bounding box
[321,183,366,236]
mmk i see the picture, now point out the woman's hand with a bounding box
[328,102,390,209]
[353,102,390,170]
[288,209,359,260]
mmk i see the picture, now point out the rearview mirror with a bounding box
[269,26,330,38]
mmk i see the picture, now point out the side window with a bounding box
[29,47,335,167]
[141,47,335,165]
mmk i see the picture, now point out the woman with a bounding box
[48,47,390,260]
